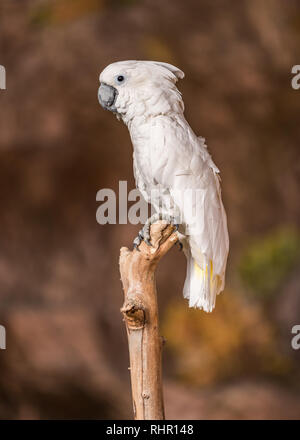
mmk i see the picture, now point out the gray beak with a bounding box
[98,83,118,112]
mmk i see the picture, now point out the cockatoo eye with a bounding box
[116,75,125,84]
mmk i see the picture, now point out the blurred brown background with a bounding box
[0,0,300,419]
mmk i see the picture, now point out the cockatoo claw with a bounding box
[133,242,141,252]
[176,240,183,251]
[144,238,152,247]
[132,232,143,251]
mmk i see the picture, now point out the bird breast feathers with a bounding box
[131,116,218,189]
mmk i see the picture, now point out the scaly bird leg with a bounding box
[133,213,180,250]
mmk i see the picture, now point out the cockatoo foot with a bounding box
[132,227,152,251]
[133,213,180,250]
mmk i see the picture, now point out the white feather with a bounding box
[100,60,229,312]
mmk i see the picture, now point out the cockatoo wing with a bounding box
[147,117,229,312]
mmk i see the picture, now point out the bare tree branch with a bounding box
[119,221,178,420]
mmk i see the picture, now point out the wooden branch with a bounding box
[119,221,178,420]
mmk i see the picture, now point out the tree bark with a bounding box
[119,221,178,420]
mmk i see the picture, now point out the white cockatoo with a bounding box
[98,60,229,312]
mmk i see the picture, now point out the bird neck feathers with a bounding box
[119,83,184,127]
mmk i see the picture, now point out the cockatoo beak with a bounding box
[98,83,118,112]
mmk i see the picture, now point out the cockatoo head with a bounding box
[98,60,185,123]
